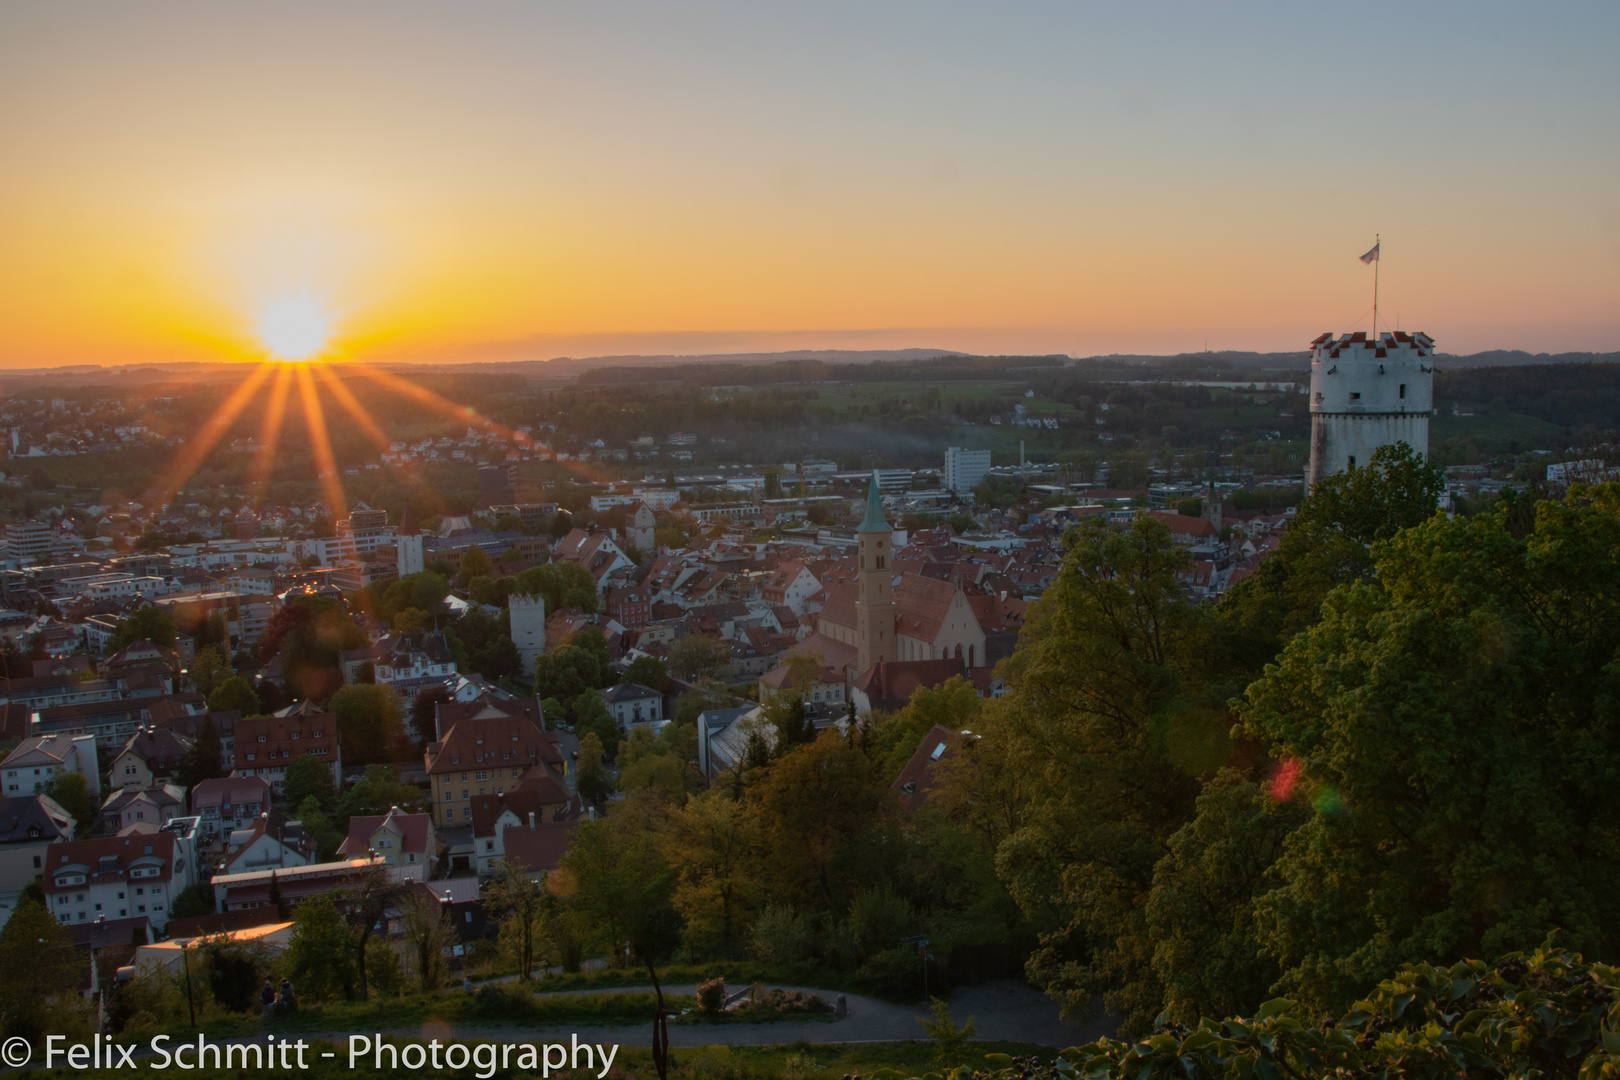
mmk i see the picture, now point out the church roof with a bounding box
[858,471,889,533]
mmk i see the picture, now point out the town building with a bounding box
[189,776,272,838]
[2,734,100,798]
[99,783,186,832]
[44,832,190,931]
[943,447,992,494]
[230,702,342,797]
[424,699,567,828]
[0,794,76,922]
[337,806,438,869]
[109,727,192,788]
[599,683,663,729]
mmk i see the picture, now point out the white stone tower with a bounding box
[627,502,656,556]
[1307,330,1434,491]
[509,592,547,678]
[396,507,425,577]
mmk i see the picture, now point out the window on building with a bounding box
[1399,384,1407,399]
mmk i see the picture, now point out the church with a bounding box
[812,475,988,671]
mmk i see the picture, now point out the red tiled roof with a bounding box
[501,819,578,875]
[891,725,960,811]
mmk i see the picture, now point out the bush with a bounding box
[855,945,947,1002]
[695,977,726,1016]
[748,904,812,966]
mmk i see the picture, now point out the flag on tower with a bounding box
[1359,241,1380,264]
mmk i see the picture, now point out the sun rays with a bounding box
[156,351,625,520]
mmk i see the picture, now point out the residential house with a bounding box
[43,832,190,931]
[500,818,579,879]
[109,727,193,789]
[230,701,342,797]
[336,807,438,870]
[892,725,966,812]
[759,561,821,617]
[1,734,100,799]
[467,773,578,878]
[599,683,663,730]
[424,699,567,829]
[189,775,272,839]
[212,857,411,913]
[551,529,634,594]
[0,794,75,922]
[99,784,186,832]
[220,812,309,874]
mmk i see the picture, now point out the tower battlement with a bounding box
[1307,330,1434,489]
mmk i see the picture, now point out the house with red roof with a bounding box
[337,806,439,870]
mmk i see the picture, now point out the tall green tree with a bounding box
[329,683,406,764]
[511,561,598,614]
[1235,486,1620,1014]
[207,674,260,716]
[668,635,732,683]
[556,813,679,1079]
[457,544,492,585]
[105,605,177,653]
[283,752,337,814]
[483,864,549,980]
[1218,442,1444,673]
[187,644,231,698]
[41,772,93,832]
[174,715,226,789]
[285,893,357,1001]
[992,513,1228,1032]
[0,899,88,1045]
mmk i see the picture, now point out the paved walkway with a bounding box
[258,980,1115,1051]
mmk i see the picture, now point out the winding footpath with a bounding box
[248,980,1116,1052]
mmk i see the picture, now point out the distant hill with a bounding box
[0,345,1613,392]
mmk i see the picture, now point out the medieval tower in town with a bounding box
[854,472,897,672]
[509,592,547,678]
[1307,330,1435,491]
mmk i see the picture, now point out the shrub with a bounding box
[903,939,1620,1080]
[855,945,947,1002]
[748,904,812,966]
[696,977,727,1016]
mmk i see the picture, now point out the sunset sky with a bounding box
[1,1,1615,367]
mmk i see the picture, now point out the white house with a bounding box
[44,832,190,932]
[599,683,663,729]
[1,734,100,799]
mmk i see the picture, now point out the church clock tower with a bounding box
[855,471,897,672]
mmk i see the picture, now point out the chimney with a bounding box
[528,811,536,831]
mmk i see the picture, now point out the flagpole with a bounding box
[1372,233,1380,334]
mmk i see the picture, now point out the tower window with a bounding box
[1350,392,1361,400]
[1348,456,1357,467]
[1399,384,1407,399]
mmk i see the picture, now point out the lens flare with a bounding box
[256,294,332,361]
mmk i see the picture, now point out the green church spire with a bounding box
[858,470,889,533]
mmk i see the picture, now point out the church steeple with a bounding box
[858,471,889,533]
[855,470,896,671]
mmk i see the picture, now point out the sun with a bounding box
[256,293,333,361]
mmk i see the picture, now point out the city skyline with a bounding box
[1,2,1616,369]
